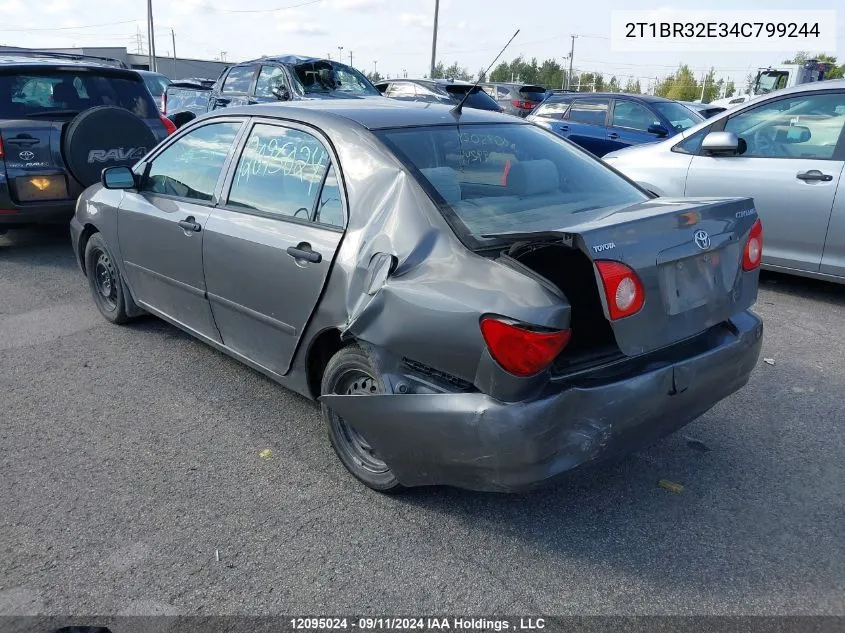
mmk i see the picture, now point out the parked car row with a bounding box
[603,80,845,284]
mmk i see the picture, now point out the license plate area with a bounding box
[14,175,69,202]
[659,249,730,316]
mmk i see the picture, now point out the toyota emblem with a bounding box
[19,150,35,161]
[694,230,711,250]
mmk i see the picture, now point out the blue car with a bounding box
[526,92,704,157]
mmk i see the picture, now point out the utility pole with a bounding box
[700,73,707,101]
[146,0,157,72]
[338,46,343,63]
[561,55,569,89]
[430,0,439,78]
[373,60,378,76]
[402,68,407,78]
[566,35,576,90]
[349,50,353,67]
[171,28,177,78]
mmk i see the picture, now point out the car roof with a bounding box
[379,78,473,86]
[212,99,524,131]
[544,92,671,103]
[135,69,169,79]
[239,54,357,70]
[0,50,127,69]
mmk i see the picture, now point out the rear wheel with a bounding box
[321,345,404,493]
[84,233,130,325]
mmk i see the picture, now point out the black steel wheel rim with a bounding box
[93,249,118,312]
[331,368,389,474]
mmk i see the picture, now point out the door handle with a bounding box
[796,170,833,182]
[608,132,620,139]
[558,125,569,132]
[286,243,322,264]
[177,216,201,232]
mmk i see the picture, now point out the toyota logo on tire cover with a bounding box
[694,230,711,250]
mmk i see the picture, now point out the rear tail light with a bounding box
[595,260,645,320]
[160,114,177,136]
[480,316,571,377]
[511,100,535,110]
[0,133,4,159]
[742,218,763,271]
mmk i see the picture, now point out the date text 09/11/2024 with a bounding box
[289,618,548,631]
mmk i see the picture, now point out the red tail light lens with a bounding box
[742,218,763,271]
[511,100,535,110]
[160,114,177,136]
[480,316,571,377]
[0,133,4,159]
[595,260,645,320]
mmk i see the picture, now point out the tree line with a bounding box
[365,51,845,103]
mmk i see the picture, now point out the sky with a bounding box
[1,0,843,89]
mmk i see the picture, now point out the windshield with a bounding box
[375,123,648,242]
[292,61,379,96]
[755,70,789,94]
[0,71,158,119]
[652,101,703,132]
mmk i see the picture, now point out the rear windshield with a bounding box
[143,74,171,98]
[291,61,380,97]
[519,86,547,103]
[375,123,647,243]
[652,101,703,132]
[443,86,501,111]
[0,71,158,119]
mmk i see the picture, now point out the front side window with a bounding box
[724,92,845,159]
[254,66,288,98]
[227,123,337,223]
[142,121,243,201]
[567,99,609,126]
[612,100,660,131]
[376,123,648,245]
[222,66,256,94]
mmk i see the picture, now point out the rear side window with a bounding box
[222,66,255,94]
[532,100,571,119]
[567,99,609,125]
[226,123,340,226]
[142,121,243,201]
[143,75,170,98]
[0,72,158,119]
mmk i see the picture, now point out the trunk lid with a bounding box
[489,196,760,356]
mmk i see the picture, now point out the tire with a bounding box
[321,345,404,493]
[84,233,130,325]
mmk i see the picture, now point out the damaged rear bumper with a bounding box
[321,311,763,492]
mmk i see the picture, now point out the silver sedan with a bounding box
[603,80,845,283]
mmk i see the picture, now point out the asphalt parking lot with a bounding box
[1,226,843,616]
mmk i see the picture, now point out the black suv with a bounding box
[374,78,502,112]
[0,50,174,233]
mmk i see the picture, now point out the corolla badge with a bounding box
[694,230,711,250]
[19,150,35,160]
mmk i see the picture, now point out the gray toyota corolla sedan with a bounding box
[70,100,764,493]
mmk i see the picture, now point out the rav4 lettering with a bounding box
[87,147,148,164]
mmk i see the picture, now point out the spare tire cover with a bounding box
[63,106,157,187]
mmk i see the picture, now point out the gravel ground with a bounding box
[1,226,843,616]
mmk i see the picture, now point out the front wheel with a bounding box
[321,345,404,493]
[84,233,130,325]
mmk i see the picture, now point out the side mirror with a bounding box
[647,123,669,137]
[271,85,292,101]
[101,166,136,190]
[701,130,740,155]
